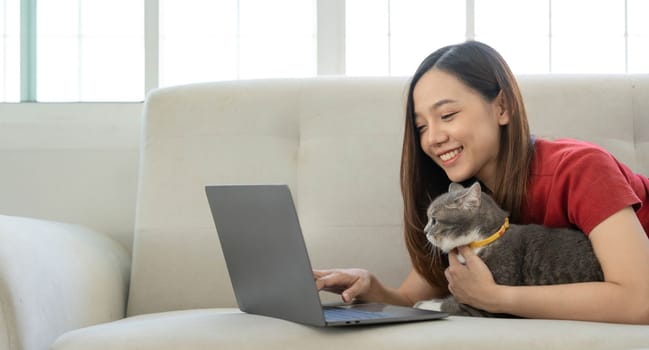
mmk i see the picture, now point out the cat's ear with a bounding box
[461,182,482,208]
[448,182,464,193]
[468,182,482,193]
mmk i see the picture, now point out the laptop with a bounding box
[205,184,448,326]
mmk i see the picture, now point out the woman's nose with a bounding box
[423,125,448,147]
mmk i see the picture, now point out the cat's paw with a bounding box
[441,297,494,317]
[440,297,464,315]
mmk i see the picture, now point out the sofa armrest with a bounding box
[0,215,130,350]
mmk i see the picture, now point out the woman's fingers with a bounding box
[312,268,371,303]
[314,270,353,292]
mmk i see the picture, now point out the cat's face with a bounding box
[424,182,483,253]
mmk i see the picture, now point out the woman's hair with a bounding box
[400,41,534,290]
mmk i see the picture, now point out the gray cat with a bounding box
[424,182,604,317]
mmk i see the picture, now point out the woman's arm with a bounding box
[314,268,445,306]
[446,207,649,324]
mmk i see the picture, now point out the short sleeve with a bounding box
[556,146,640,234]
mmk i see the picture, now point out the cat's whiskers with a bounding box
[424,239,442,271]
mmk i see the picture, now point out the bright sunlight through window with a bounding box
[3,0,649,103]
[346,0,649,76]
[159,0,316,87]
[1,0,20,102]
[346,0,465,76]
[36,0,143,102]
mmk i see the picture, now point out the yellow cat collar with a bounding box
[469,217,510,249]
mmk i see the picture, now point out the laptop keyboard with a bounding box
[324,307,393,322]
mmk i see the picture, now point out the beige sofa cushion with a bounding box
[52,309,649,350]
[127,78,414,315]
[0,215,130,350]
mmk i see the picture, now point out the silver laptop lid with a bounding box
[205,184,326,326]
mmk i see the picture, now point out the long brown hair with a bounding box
[400,41,534,290]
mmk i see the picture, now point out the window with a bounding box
[4,0,649,103]
[628,0,649,73]
[551,0,624,73]
[346,0,465,76]
[36,0,144,102]
[1,0,20,102]
[346,0,649,75]
[475,0,550,74]
[159,0,317,87]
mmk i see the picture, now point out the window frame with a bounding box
[7,0,645,103]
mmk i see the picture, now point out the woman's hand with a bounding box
[445,246,501,311]
[313,268,374,303]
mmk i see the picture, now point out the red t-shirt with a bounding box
[521,138,649,237]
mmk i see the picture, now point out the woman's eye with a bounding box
[441,112,458,120]
[416,125,426,134]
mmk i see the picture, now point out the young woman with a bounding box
[314,41,649,324]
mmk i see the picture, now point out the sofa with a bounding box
[2,75,649,350]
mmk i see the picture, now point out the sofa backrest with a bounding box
[126,75,649,316]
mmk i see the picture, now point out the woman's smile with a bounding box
[439,146,463,164]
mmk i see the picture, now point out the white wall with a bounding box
[0,102,142,251]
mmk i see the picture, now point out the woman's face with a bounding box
[413,68,510,191]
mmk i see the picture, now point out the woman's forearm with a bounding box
[365,278,417,307]
[489,282,649,324]
[361,269,445,307]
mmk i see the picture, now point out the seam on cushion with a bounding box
[295,79,306,210]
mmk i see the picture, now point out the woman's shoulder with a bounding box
[527,137,646,233]
[532,137,613,169]
[534,137,609,154]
